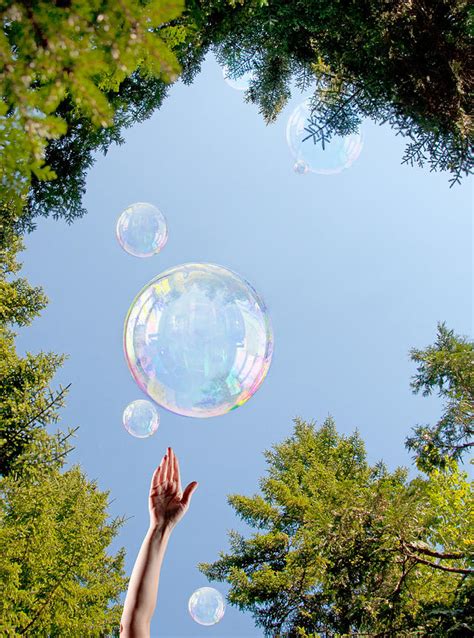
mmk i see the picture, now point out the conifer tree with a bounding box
[1,0,472,232]
[200,0,473,186]
[406,323,474,472]
[0,428,128,637]
[0,230,66,475]
[199,418,473,636]
[0,234,128,636]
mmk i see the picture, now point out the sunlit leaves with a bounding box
[0,448,127,636]
[0,0,184,217]
[199,418,473,636]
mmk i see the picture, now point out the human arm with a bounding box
[120,447,198,637]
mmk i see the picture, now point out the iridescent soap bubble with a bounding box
[188,587,225,626]
[116,202,168,258]
[293,159,309,175]
[122,399,160,438]
[287,99,363,175]
[124,263,274,418]
[222,65,255,91]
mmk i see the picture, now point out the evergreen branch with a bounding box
[20,541,113,635]
[302,85,364,144]
[55,425,80,446]
[50,446,75,464]
[23,384,71,430]
[19,560,74,635]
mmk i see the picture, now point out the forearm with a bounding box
[120,525,172,633]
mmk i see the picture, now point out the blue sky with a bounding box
[17,55,472,637]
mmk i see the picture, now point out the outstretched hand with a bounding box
[148,447,198,532]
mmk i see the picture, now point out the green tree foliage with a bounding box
[406,323,473,472]
[0,429,127,637]
[0,231,66,476]
[0,236,128,635]
[1,0,472,232]
[201,0,473,185]
[24,72,171,229]
[0,0,184,219]
[199,418,473,637]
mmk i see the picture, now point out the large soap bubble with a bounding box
[116,202,168,257]
[188,587,225,626]
[124,263,273,418]
[222,65,255,91]
[122,399,160,438]
[287,99,363,175]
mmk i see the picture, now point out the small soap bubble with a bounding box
[124,263,274,418]
[293,159,309,175]
[188,587,225,626]
[287,99,363,174]
[116,202,168,258]
[122,399,160,438]
[222,65,255,91]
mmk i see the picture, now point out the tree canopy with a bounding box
[1,0,183,222]
[0,430,127,637]
[1,3,472,635]
[406,323,474,472]
[1,0,472,232]
[202,0,473,181]
[0,229,66,476]
[0,237,128,636]
[199,417,473,637]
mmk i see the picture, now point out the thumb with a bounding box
[181,481,198,509]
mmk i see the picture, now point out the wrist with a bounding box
[148,523,173,541]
